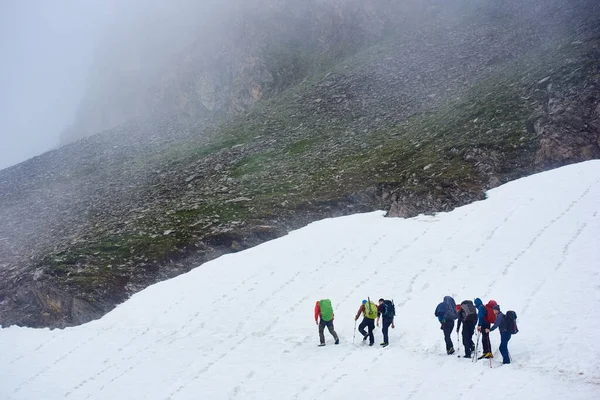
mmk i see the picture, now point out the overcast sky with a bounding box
[0,0,115,170]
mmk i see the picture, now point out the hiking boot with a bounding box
[483,352,493,359]
[362,335,368,341]
[369,342,374,346]
[318,343,326,347]
[380,342,389,347]
[447,348,455,355]
[334,338,339,345]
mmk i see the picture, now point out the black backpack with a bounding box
[505,310,518,334]
[460,300,477,323]
[382,300,395,318]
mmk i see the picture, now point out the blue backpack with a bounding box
[382,300,395,318]
[443,296,458,320]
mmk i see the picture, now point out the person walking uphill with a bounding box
[456,300,477,358]
[315,299,339,346]
[435,296,457,355]
[486,304,513,364]
[355,299,378,346]
[475,298,494,359]
[376,298,395,347]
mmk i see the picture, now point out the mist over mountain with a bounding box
[1,0,599,328]
[63,0,393,142]
[64,0,519,143]
[0,0,114,169]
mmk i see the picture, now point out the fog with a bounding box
[0,0,491,170]
[0,0,589,170]
[0,1,115,170]
[0,0,248,170]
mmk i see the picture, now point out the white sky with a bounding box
[0,0,115,170]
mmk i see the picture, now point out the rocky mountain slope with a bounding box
[62,0,403,142]
[1,0,599,328]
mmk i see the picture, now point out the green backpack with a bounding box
[319,299,334,321]
[364,301,378,319]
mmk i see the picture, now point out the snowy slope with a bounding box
[1,161,600,400]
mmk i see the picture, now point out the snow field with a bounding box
[1,160,600,399]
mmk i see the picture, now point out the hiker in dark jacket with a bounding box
[475,297,492,359]
[434,296,457,355]
[456,300,477,358]
[355,299,377,346]
[487,304,511,364]
[376,298,395,347]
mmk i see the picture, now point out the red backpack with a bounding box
[484,300,497,324]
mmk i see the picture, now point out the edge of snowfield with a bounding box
[2,161,600,400]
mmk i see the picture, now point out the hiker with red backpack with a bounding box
[474,298,496,359]
[355,299,378,346]
[315,299,340,346]
[456,300,477,359]
[434,296,458,355]
[486,304,518,364]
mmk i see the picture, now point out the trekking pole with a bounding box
[472,331,480,363]
[457,331,460,353]
[352,320,357,345]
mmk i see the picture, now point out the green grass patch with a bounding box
[230,153,274,177]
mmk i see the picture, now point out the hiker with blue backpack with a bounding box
[434,296,457,355]
[376,298,395,347]
[486,304,518,364]
[355,299,378,346]
[315,299,340,346]
[475,298,496,359]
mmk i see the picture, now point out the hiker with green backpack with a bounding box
[314,299,340,346]
[354,299,378,346]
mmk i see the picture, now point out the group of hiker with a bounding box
[435,296,518,364]
[314,295,518,364]
[314,298,396,347]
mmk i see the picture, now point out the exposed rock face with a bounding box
[1,0,599,328]
[384,184,486,218]
[11,282,107,327]
[533,78,600,169]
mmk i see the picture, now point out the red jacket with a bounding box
[314,301,334,323]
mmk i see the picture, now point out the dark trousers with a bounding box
[499,332,512,363]
[481,322,491,353]
[358,317,375,344]
[381,318,393,343]
[442,319,454,351]
[319,319,339,344]
[461,321,475,357]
